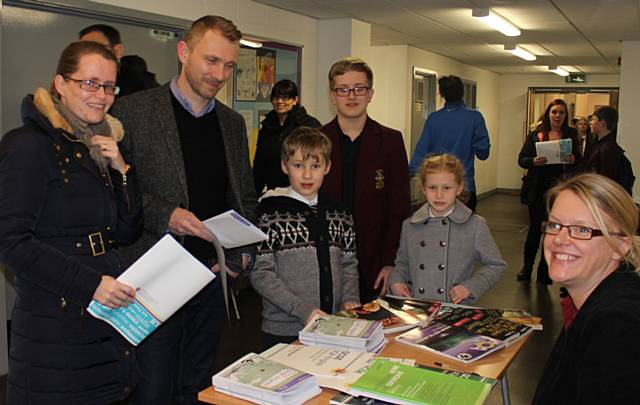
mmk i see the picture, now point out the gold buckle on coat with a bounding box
[89,232,105,256]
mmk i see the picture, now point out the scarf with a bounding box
[52,96,112,173]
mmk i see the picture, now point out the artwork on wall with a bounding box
[256,48,276,102]
[236,48,257,101]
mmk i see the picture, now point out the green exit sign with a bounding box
[566,73,586,83]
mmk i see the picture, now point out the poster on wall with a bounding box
[236,48,257,101]
[258,110,270,127]
[239,110,254,140]
[256,49,276,102]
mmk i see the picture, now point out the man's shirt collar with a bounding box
[170,76,216,118]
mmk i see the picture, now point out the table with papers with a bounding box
[198,334,530,405]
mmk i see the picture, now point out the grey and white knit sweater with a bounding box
[250,190,359,336]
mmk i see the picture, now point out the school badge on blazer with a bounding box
[375,169,385,190]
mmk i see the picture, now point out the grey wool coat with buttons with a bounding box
[388,200,506,303]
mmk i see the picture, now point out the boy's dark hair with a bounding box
[271,79,299,101]
[281,127,332,164]
[78,24,122,46]
[438,75,464,104]
[594,106,619,132]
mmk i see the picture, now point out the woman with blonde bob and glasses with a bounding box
[533,173,640,405]
[0,41,141,404]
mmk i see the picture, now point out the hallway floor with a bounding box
[214,192,564,405]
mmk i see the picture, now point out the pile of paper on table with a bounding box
[299,314,387,353]
[349,359,495,405]
[211,353,321,405]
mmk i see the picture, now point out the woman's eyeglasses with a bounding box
[64,77,120,96]
[541,221,619,240]
[333,86,370,97]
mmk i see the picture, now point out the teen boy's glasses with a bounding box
[63,77,120,96]
[541,221,621,240]
[333,86,370,97]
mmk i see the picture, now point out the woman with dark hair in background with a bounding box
[517,99,580,284]
[253,79,321,196]
[0,41,142,404]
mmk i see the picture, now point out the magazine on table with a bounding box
[349,359,495,405]
[261,343,415,393]
[87,234,216,346]
[211,352,321,405]
[336,298,442,334]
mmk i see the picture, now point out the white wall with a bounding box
[618,41,640,200]
[497,74,619,189]
[91,0,321,115]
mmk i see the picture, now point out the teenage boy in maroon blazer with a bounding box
[321,57,411,303]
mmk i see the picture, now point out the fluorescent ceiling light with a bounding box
[504,44,536,61]
[549,66,570,76]
[240,38,262,48]
[472,8,521,37]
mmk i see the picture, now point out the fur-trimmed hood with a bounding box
[31,87,124,142]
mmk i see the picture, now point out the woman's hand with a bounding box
[93,275,135,308]
[449,284,471,304]
[91,135,127,174]
[389,282,412,297]
[533,156,548,166]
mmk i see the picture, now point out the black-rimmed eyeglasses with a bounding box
[541,221,616,240]
[63,77,120,96]
[333,86,370,97]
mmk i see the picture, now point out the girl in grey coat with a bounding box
[389,154,506,304]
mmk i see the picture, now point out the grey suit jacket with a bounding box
[111,84,257,270]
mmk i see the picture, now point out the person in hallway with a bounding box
[408,75,490,212]
[116,55,160,97]
[250,127,360,349]
[517,99,579,285]
[0,41,142,404]
[583,106,635,194]
[321,57,410,303]
[253,79,321,196]
[79,24,125,61]
[111,15,257,405]
[389,154,505,303]
[532,173,640,404]
[574,116,592,157]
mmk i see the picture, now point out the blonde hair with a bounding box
[418,153,465,188]
[183,15,242,48]
[328,57,373,90]
[546,173,640,269]
[281,126,332,164]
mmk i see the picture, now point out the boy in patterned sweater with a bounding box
[250,127,360,349]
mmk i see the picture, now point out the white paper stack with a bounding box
[212,353,321,405]
[299,314,387,353]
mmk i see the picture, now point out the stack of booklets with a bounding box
[347,359,495,405]
[395,307,532,363]
[336,298,442,334]
[483,307,543,330]
[211,352,321,404]
[261,343,414,393]
[299,314,387,353]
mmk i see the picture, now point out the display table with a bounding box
[198,334,530,405]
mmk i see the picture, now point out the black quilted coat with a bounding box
[0,92,142,404]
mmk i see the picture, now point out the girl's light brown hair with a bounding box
[418,153,465,188]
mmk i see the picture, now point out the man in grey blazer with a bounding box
[111,15,257,405]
